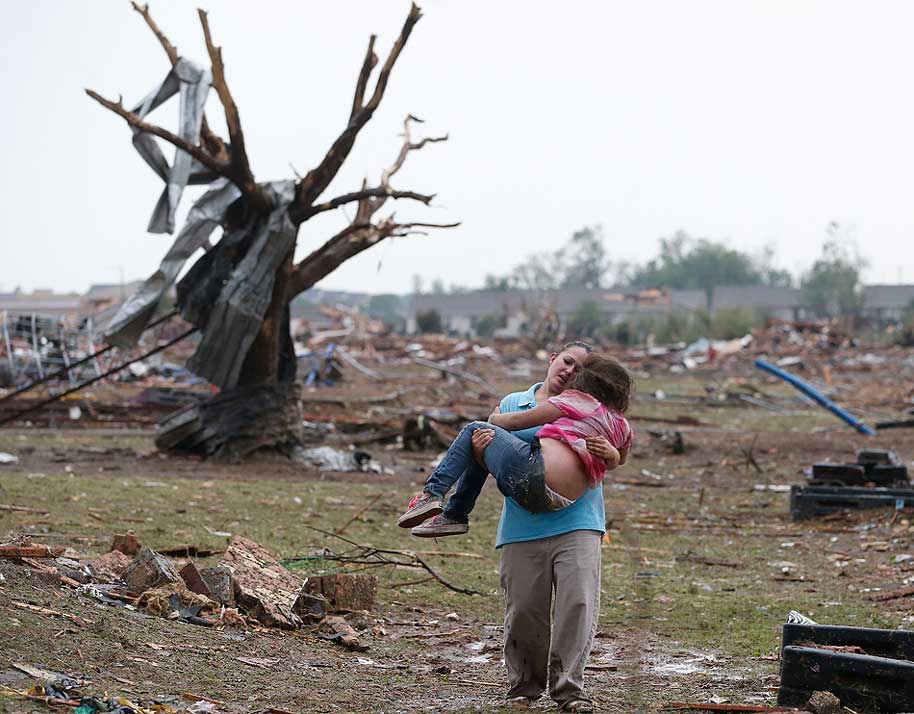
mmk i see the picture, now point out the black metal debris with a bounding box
[778,621,914,712]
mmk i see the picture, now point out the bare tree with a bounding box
[87,3,456,460]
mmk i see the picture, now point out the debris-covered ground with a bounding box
[2,326,914,713]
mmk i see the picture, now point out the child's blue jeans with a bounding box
[424,421,556,521]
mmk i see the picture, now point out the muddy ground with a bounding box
[2,364,914,713]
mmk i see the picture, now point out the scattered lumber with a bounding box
[0,544,64,559]
[411,357,500,397]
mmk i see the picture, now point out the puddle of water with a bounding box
[651,650,720,676]
[465,654,492,664]
[652,661,704,676]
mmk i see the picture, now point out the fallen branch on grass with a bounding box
[335,493,383,535]
[11,601,91,627]
[414,549,484,559]
[451,678,501,688]
[291,526,486,596]
[740,435,763,474]
[0,504,50,515]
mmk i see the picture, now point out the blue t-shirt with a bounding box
[495,382,606,548]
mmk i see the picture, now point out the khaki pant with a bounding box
[500,530,602,706]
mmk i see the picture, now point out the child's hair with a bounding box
[567,353,634,413]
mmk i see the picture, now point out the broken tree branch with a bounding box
[85,89,231,179]
[197,9,262,202]
[298,525,486,596]
[381,115,447,186]
[363,4,422,114]
[131,1,178,64]
[287,217,458,298]
[335,493,383,535]
[292,3,422,213]
[130,2,228,161]
[288,113,455,297]
[304,187,436,218]
[350,36,378,119]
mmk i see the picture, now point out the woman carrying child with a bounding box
[397,345,634,712]
[398,352,632,532]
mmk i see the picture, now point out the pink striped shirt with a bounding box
[538,389,633,488]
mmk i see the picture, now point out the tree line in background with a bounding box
[342,222,902,344]
[475,221,864,316]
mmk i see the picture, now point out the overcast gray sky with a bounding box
[2,1,913,295]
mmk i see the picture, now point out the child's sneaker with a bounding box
[397,492,443,528]
[410,514,469,538]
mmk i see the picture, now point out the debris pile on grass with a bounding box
[1,531,378,643]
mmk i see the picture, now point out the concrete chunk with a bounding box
[121,546,180,593]
[180,562,236,607]
[200,566,235,607]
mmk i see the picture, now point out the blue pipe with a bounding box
[755,358,876,436]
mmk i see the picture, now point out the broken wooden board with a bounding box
[0,544,64,559]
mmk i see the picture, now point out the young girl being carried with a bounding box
[397,353,634,537]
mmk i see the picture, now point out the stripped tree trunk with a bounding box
[155,382,303,462]
[90,4,458,460]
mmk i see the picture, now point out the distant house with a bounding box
[407,290,526,336]
[406,287,707,337]
[710,285,804,322]
[82,282,146,319]
[0,288,82,318]
[863,285,914,324]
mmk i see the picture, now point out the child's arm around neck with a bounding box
[488,401,563,432]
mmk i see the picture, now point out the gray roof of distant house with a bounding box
[0,292,82,315]
[863,284,914,309]
[85,282,145,301]
[711,285,802,311]
[408,287,697,319]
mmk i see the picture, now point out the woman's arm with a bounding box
[489,402,564,431]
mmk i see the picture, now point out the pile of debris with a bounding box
[0,663,226,714]
[778,611,914,713]
[791,449,913,520]
[0,532,377,649]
